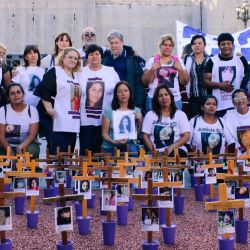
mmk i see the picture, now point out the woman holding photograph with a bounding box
[189,95,235,155]
[142,85,190,156]
[102,80,142,155]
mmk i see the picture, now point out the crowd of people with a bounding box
[0,27,249,158]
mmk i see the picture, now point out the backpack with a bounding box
[4,104,31,120]
[193,115,224,129]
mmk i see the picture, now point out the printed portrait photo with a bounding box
[156,65,176,88]
[6,124,21,144]
[54,171,67,187]
[116,184,129,203]
[141,207,159,232]
[158,187,173,208]
[29,75,41,91]
[235,187,250,200]
[26,177,40,196]
[217,209,235,234]
[218,66,236,84]
[152,171,163,182]
[237,127,250,150]
[78,180,92,199]
[101,189,117,212]
[55,206,73,232]
[85,80,104,109]
[70,84,82,112]
[225,181,237,199]
[13,177,26,193]
[0,206,12,231]
[142,171,152,188]
[153,124,174,150]
[194,162,205,177]
[205,168,217,184]
[100,172,108,189]
[201,132,222,155]
[126,166,136,177]
[113,110,137,140]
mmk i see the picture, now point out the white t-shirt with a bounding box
[12,66,45,107]
[145,56,185,101]
[224,108,250,154]
[189,116,234,155]
[79,65,120,126]
[210,55,244,111]
[142,110,190,152]
[41,54,55,70]
[53,66,81,133]
[0,104,39,147]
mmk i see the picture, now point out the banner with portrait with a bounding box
[113,110,137,140]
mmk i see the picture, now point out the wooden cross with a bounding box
[202,153,223,199]
[132,178,170,244]
[152,167,182,227]
[43,183,84,245]
[95,164,130,222]
[72,160,96,219]
[224,162,250,220]
[0,178,23,244]
[6,159,46,213]
[205,183,245,240]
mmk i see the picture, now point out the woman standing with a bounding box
[79,44,119,155]
[0,83,39,157]
[34,47,82,154]
[224,89,250,155]
[142,85,190,156]
[142,34,189,111]
[12,45,45,107]
[189,96,234,155]
[41,32,72,71]
[184,35,210,118]
[102,81,142,154]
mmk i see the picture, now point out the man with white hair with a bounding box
[102,30,145,109]
[79,27,97,66]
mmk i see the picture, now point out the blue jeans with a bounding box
[103,143,139,156]
[146,96,182,111]
[50,132,77,155]
[79,126,103,155]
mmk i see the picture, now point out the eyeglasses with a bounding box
[233,96,248,102]
[84,32,95,37]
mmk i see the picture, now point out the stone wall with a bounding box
[0,0,245,60]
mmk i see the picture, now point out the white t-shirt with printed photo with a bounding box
[0,104,39,147]
[12,66,45,107]
[145,57,185,101]
[189,116,234,155]
[224,108,250,154]
[79,65,120,126]
[142,110,190,152]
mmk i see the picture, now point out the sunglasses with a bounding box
[233,96,247,102]
[84,32,95,37]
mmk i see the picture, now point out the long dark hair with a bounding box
[111,81,135,110]
[54,32,72,56]
[200,95,218,116]
[152,85,176,119]
[23,45,41,67]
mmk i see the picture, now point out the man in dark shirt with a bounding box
[102,30,145,109]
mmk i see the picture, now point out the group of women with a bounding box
[0,32,249,159]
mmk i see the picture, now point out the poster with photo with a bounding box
[13,177,26,193]
[158,187,173,208]
[26,178,40,196]
[125,166,136,177]
[193,162,205,177]
[141,171,152,188]
[55,206,73,232]
[171,170,184,187]
[70,83,82,112]
[235,187,250,207]
[113,110,137,140]
[237,126,250,152]
[141,207,159,232]
[78,180,92,200]
[153,124,174,150]
[225,181,237,199]
[156,65,176,88]
[100,172,108,189]
[201,132,222,155]
[152,171,163,182]
[205,168,217,184]
[217,209,235,234]
[54,171,67,187]
[116,184,129,203]
[101,189,117,211]
[0,206,12,231]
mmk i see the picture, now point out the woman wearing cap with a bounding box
[12,45,45,107]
